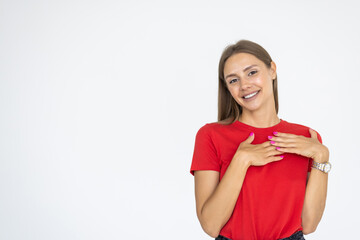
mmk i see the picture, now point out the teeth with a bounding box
[244,91,259,99]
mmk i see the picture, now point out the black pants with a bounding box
[216,230,305,240]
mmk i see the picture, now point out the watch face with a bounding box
[324,163,331,173]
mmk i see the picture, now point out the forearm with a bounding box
[201,157,250,236]
[301,153,329,234]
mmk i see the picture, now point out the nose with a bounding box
[240,78,252,90]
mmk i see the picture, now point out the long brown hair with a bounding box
[217,39,279,125]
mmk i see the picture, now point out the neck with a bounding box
[238,110,280,128]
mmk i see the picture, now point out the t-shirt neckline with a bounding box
[233,118,285,131]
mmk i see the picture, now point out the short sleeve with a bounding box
[307,129,323,172]
[190,124,221,176]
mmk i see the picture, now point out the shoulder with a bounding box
[203,118,235,130]
[281,119,322,141]
[195,118,234,136]
[283,119,311,130]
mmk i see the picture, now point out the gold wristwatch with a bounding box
[312,160,332,173]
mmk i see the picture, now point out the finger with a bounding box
[273,131,297,139]
[244,132,255,143]
[270,141,297,148]
[266,148,284,157]
[264,144,280,151]
[268,136,297,143]
[274,146,284,152]
[273,147,298,154]
[268,155,284,162]
[309,128,318,139]
[265,144,277,150]
[262,141,273,147]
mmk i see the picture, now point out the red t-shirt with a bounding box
[190,119,322,240]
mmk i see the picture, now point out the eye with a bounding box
[229,78,238,84]
[248,70,257,76]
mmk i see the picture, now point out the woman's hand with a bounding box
[234,132,284,167]
[269,128,329,162]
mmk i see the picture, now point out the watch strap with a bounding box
[312,160,331,173]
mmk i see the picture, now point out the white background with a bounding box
[1,0,359,239]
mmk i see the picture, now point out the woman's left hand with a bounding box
[269,128,329,162]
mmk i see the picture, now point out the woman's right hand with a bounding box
[233,132,284,167]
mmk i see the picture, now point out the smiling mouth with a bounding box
[243,90,260,99]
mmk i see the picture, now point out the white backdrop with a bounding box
[1,0,359,239]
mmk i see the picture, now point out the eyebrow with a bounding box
[225,64,258,79]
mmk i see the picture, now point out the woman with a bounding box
[189,40,331,240]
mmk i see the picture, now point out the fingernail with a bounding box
[271,141,275,144]
[249,132,254,136]
[276,147,280,150]
[280,155,284,158]
[273,131,278,135]
[268,136,273,140]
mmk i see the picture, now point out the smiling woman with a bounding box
[189,40,330,240]
[223,53,275,108]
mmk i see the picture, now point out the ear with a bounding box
[270,61,277,80]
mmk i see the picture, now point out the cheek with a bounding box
[227,84,239,94]
[227,88,243,103]
[254,75,271,88]
[228,88,237,98]
[253,77,262,85]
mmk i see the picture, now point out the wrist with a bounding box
[313,156,328,163]
[313,146,329,163]
[233,153,251,169]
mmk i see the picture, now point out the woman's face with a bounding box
[223,52,277,114]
